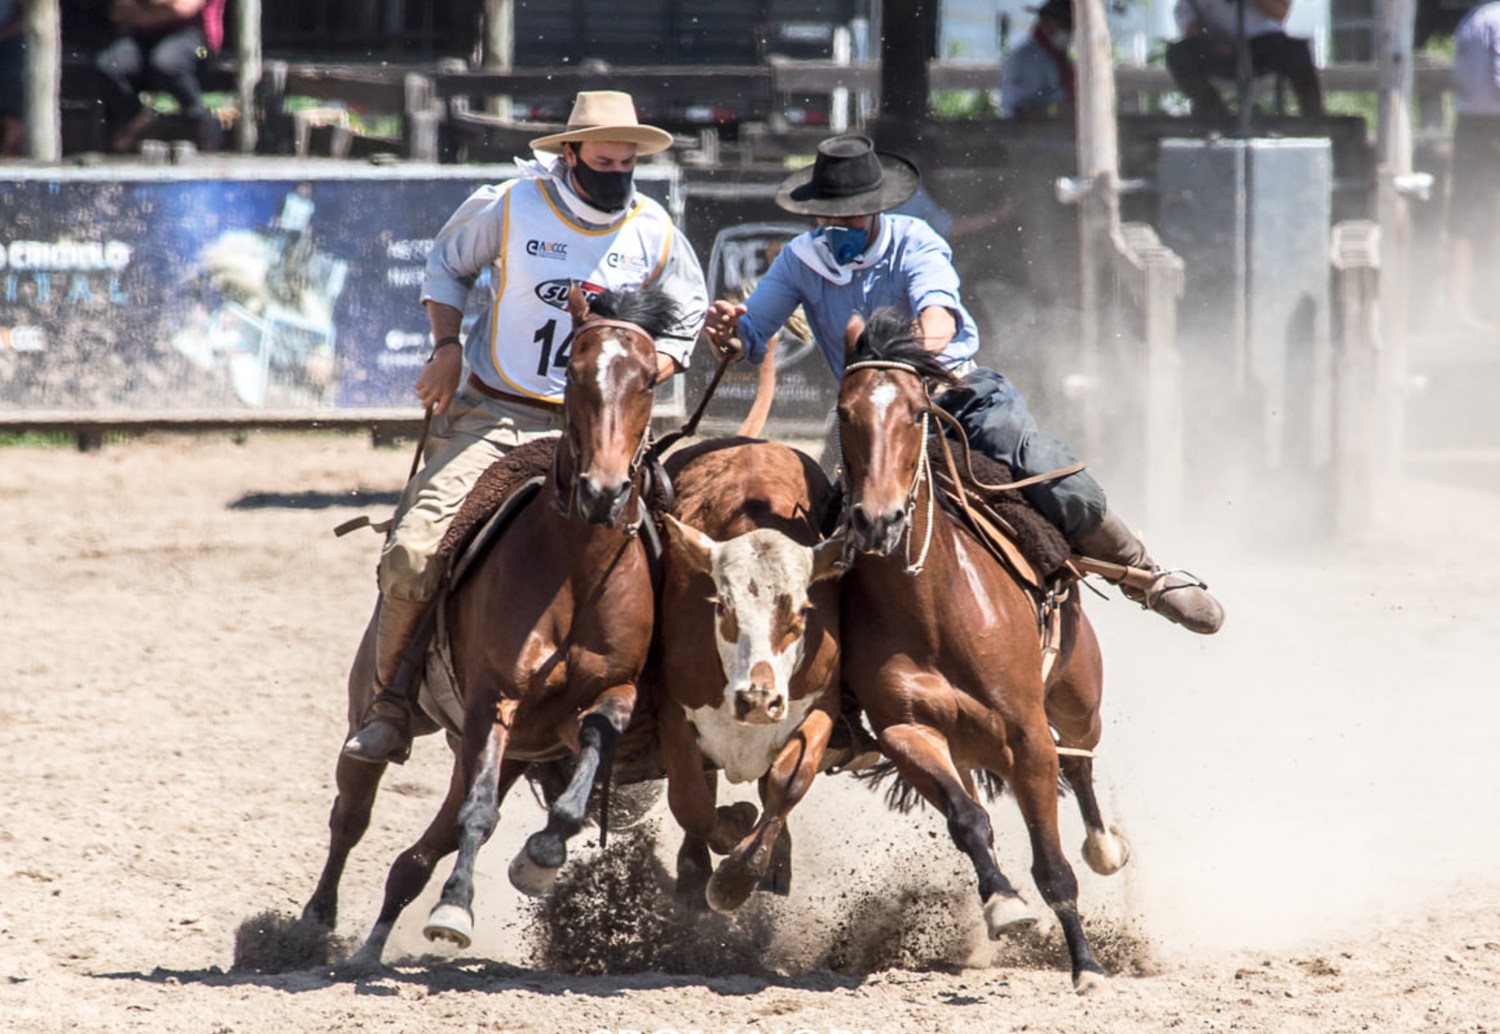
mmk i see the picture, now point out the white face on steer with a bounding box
[667,519,841,784]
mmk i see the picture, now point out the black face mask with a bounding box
[569,156,633,212]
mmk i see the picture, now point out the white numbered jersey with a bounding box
[473,179,675,401]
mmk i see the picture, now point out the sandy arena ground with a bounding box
[3,430,1499,1034]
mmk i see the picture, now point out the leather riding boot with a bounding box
[341,595,432,764]
[1073,512,1225,635]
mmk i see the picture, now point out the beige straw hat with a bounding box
[529,91,674,155]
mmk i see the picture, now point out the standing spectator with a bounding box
[999,0,1076,120]
[0,0,26,156]
[1165,0,1323,121]
[96,0,226,153]
[1448,0,1500,331]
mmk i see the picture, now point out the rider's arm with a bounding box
[415,301,464,415]
[901,219,968,352]
[734,249,809,365]
[420,182,511,314]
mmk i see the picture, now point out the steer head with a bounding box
[664,515,844,726]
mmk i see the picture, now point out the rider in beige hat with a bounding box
[340,89,707,766]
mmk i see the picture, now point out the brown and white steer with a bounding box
[657,437,844,914]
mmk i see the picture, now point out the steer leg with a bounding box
[708,706,834,914]
[661,706,720,908]
[511,685,636,896]
[878,722,1039,933]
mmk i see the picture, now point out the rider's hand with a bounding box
[705,300,748,362]
[415,344,462,415]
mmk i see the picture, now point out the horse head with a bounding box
[556,282,678,529]
[836,309,956,558]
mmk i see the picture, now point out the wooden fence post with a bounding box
[22,0,60,161]
[1330,221,1386,537]
[234,0,262,153]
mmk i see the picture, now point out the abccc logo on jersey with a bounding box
[534,279,604,310]
[526,239,569,260]
[605,251,649,272]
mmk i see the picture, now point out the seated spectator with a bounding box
[999,0,1075,120]
[1447,0,1500,331]
[96,0,226,153]
[1165,0,1323,121]
[0,0,25,156]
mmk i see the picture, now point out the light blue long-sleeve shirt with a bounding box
[736,214,979,379]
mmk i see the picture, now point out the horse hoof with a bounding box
[509,850,560,897]
[705,864,757,915]
[423,904,474,949]
[331,946,385,981]
[1082,825,1132,876]
[1074,969,1109,995]
[982,893,1039,938]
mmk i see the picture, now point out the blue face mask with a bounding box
[818,224,869,265]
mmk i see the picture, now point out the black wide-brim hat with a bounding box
[775,134,922,217]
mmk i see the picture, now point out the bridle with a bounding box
[838,358,939,576]
[553,316,657,534]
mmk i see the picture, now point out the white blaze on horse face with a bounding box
[594,335,628,393]
[868,381,899,422]
[684,528,822,784]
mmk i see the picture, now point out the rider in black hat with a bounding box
[705,134,1224,635]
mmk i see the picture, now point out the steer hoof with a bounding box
[982,892,1039,938]
[423,904,473,949]
[1082,825,1132,876]
[509,850,560,897]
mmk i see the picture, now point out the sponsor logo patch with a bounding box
[535,278,604,310]
[605,251,649,271]
[526,239,569,260]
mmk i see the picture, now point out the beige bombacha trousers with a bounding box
[378,378,566,605]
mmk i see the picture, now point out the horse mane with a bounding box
[847,308,956,388]
[586,283,680,341]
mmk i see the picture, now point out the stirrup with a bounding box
[1141,568,1209,610]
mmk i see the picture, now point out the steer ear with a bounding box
[663,514,718,577]
[843,313,866,359]
[810,534,848,582]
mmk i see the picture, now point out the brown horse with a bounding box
[303,283,673,973]
[655,437,845,913]
[834,310,1120,993]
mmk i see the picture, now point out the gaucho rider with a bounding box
[343,90,709,765]
[703,134,1225,635]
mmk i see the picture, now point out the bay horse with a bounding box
[303,283,672,972]
[655,437,845,913]
[834,310,1122,993]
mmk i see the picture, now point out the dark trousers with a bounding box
[1165,31,1323,119]
[933,367,1108,542]
[96,26,208,132]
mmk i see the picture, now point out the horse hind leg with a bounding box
[878,723,1039,934]
[511,696,633,896]
[1058,752,1131,876]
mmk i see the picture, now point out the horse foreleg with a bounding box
[423,706,517,950]
[302,751,386,932]
[1007,720,1106,993]
[511,685,635,895]
[708,706,834,914]
[879,722,1039,933]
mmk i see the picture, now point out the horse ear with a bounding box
[663,514,717,576]
[843,313,865,359]
[811,534,848,582]
[567,282,591,326]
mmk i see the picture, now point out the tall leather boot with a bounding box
[1073,512,1225,635]
[340,595,433,764]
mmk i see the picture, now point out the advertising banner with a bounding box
[0,164,679,412]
